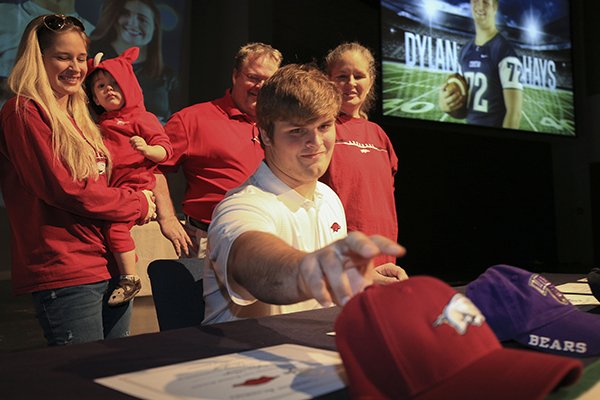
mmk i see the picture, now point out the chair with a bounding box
[147,258,204,331]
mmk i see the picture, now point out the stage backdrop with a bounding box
[0,0,189,122]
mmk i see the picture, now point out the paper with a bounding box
[563,294,600,306]
[556,282,592,295]
[578,379,600,399]
[95,344,346,400]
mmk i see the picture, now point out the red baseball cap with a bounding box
[335,276,583,399]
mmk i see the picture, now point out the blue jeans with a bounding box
[32,279,132,346]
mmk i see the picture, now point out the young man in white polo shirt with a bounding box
[203,64,407,324]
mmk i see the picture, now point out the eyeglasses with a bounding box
[241,71,268,86]
[42,14,85,32]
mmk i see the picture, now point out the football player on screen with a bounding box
[438,0,523,129]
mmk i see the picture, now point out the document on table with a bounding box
[95,344,346,400]
[555,282,592,295]
[555,282,600,305]
[563,294,600,306]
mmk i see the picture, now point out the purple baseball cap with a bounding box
[466,265,600,357]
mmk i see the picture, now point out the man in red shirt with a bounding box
[154,43,282,258]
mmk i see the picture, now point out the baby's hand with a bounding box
[130,136,148,154]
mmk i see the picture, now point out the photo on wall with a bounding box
[0,0,189,123]
[381,0,575,136]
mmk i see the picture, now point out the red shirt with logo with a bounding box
[320,114,399,266]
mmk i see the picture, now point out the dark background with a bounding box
[2,0,600,284]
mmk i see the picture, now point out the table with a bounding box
[1,274,598,399]
[0,307,343,399]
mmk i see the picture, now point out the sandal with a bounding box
[108,276,142,306]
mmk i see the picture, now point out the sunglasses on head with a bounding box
[42,14,85,32]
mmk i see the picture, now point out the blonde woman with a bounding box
[322,42,400,270]
[0,14,155,346]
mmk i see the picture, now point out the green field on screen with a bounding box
[382,61,575,136]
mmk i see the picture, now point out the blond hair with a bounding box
[325,42,377,119]
[256,64,341,144]
[8,15,110,181]
[233,42,283,72]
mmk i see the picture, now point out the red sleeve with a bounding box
[1,99,148,222]
[135,111,173,163]
[158,111,189,173]
[388,137,398,177]
[378,124,398,176]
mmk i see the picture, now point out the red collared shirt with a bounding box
[160,91,264,224]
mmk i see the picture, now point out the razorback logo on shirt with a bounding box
[335,139,387,154]
[331,222,341,232]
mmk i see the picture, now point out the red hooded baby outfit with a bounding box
[91,47,172,252]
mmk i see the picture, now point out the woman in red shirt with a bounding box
[321,42,400,269]
[0,14,155,346]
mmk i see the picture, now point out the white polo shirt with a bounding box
[203,161,347,324]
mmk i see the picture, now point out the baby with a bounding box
[86,47,172,306]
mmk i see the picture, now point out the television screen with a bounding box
[381,0,575,136]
